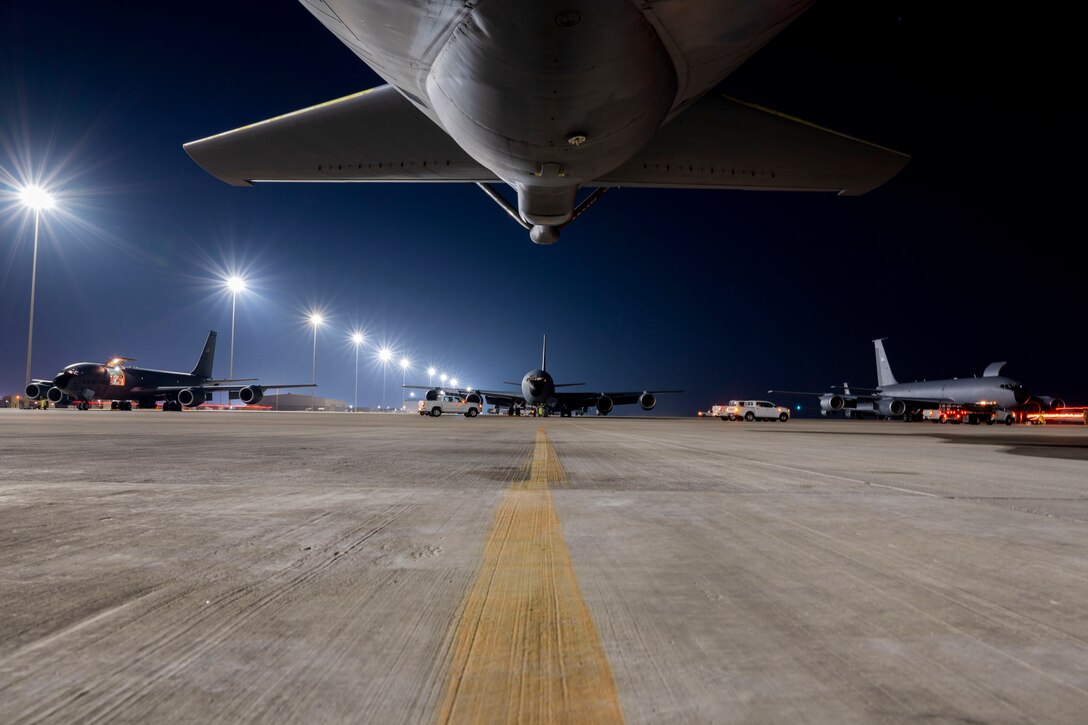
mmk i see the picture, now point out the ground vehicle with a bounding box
[733,400,790,422]
[418,395,481,418]
[922,402,1008,425]
[706,401,741,420]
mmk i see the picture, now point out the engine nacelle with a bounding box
[819,394,846,412]
[25,383,52,400]
[425,388,441,401]
[878,399,907,417]
[46,386,67,404]
[1035,395,1066,411]
[596,395,614,415]
[638,392,657,411]
[238,385,265,405]
[177,388,208,407]
[465,392,482,405]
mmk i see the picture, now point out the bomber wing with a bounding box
[597,94,909,195]
[183,85,499,186]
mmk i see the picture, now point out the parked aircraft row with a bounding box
[184,1,908,245]
[407,336,679,416]
[24,332,312,411]
[772,339,1064,419]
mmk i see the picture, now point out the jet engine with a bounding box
[819,394,846,413]
[1034,395,1066,411]
[425,388,441,401]
[639,392,657,411]
[238,385,265,405]
[25,383,52,400]
[878,399,907,417]
[596,395,614,415]
[46,387,68,404]
[178,388,208,407]
[465,392,482,405]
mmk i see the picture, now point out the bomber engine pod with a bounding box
[46,387,67,404]
[25,383,52,400]
[238,385,265,405]
[639,392,657,411]
[178,388,208,408]
[596,395,614,415]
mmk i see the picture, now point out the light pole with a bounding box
[225,275,246,407]
[439,373,448,391]
[427,367,436,387]
[400,357,411,411]
[351,332,365,412]
[19,185,56,388]
[309,313,323,410]
[378,348,393,410]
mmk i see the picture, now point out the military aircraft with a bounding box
[408,336,679,416]
[771,338,1054,419]
[184,1,909,245]
[24,331,313,411]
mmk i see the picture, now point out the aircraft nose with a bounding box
[1014,386,1030,405]
[53,370,77,390]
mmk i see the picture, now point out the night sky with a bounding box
[1,3,1083,414]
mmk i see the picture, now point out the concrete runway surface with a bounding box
[1,409,1087,723]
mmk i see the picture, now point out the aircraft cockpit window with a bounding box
[108,367,126,386]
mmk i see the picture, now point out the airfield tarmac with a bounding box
[1,410,1086,724]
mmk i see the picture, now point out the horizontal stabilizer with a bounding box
[597,94,909,195]
[184,85,499,186]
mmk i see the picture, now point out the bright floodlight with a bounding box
[378,347,393,362]
[226,275,247,293]
[440,374,448,383]
[19,185,56,211]
[399,357,410,370]
[351,331,364,345]
[427,367,436,376]
[309,312,323,326]
[450,378,459,387]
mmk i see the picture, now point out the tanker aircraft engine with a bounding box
[184,1,909,245]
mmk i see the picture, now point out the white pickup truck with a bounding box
[418,394,481,417]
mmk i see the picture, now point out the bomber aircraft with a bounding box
[184,1,909,245]
[409,336,678,416]
[25,331,313,411]
[770,338,1064,420]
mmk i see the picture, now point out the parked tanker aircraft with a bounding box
[407,336,679,416]
[25,331,313,411]
[771,338,1047,419]
[184,1,909,245]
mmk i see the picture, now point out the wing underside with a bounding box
[183,85,498,186]
[597,94,909,195]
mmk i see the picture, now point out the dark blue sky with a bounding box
[1,3,1082,413]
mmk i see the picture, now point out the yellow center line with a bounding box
[437,427,623,724]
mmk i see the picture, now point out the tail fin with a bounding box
[873,338,897,387]
[541,334,547,372]
[191,331,217,378]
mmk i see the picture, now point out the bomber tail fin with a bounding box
[873,338,897,387]
[192,331,217,378]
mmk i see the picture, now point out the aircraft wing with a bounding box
[403,385,523,408]
[129,383,315,395]
[184,85,499,186]
[596,94,909,196]
[556,390,681,408]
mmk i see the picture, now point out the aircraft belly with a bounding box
[424,0,677,187]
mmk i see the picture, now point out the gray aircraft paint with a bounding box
[184,1,909,243]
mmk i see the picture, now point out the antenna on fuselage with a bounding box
[542,334,547,372]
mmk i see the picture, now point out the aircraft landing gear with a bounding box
[77,401,90,411]
[162,400,182,412]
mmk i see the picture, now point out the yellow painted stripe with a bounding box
[438,428,623,724]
